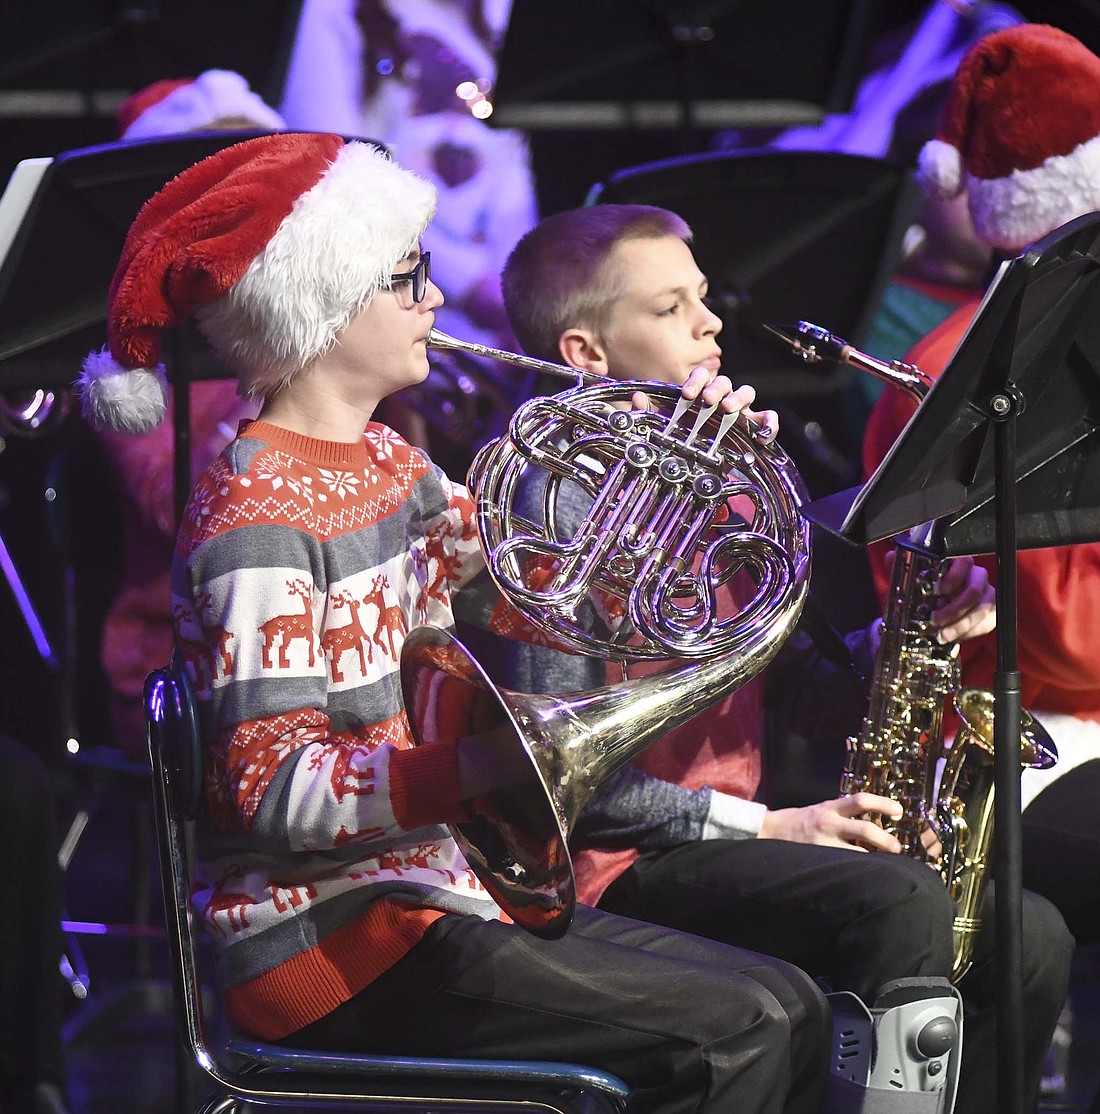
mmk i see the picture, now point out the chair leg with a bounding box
[59,765,175,1046]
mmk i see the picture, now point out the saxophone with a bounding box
[842,539,1052,980]
[769,321,1057,983]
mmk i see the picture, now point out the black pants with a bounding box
[0,735,66,1105]
[1022,758,1100,944]
[286,904,830,1114]
[598,839,1073,1114]
[1023,761,1100,1114]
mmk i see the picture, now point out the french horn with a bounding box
[400,329,812,937]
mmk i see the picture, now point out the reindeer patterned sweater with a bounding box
[170,419,542,1041]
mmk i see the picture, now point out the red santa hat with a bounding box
[77,132,436,433]
[919,24,1100,254]
[118,70,287,140]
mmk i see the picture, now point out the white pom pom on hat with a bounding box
[78,349,169,434]
[917,138,963,200]
[77,132,436,433]
[916,23,1100,253]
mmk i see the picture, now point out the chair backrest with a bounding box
[144,660,630,1113]
[144,660,213,1069]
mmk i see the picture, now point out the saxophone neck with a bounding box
[765,321,934,404]
[882,540,948,643]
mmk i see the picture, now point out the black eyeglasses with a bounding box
[390,251,432,303]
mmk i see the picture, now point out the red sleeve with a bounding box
[959,544,1100,712]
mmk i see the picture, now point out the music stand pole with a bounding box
[990,388,1024,1114]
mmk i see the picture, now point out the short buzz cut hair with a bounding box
[502,204,692,364]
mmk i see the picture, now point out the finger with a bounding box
[921,831,944,862]
[933,584,995,640]
[850,820,903,854]
[935,556,970,598]
[745,407,779,441]
[932,587,976,624]
[932,568,992,633]
[931,582,983,628]
[699,375,738,410]
[704,378,756,415]
[682,370,755,411]
[840,792,904,822]
[631,390,652,412]
[679,366,720,400]
[939,603,997,643]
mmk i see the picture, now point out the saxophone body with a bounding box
[844,540,1055,981]
[841,541,957,861]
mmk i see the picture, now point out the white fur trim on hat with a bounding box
[197,142,437,396]
[122,70,286,140]
[968,131,1100,252]
[77,347,169,433]
[918,138,964,200]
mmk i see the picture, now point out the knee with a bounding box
[1021,891,1074,1004]
[857,856,956,956]
[748,959,831,1066]
[714,961,830,1105]
[834,856,956,995]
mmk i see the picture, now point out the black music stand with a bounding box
[806,210,1100,1114]
[493,0,875,131]
[0,132,314,523]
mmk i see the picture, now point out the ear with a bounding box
[558,328,608,375]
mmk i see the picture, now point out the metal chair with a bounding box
[144,660,631,1114]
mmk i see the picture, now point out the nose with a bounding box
[422,277,445,311]
[696,298,722,337]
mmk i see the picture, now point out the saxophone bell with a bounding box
[937,688,1056,981]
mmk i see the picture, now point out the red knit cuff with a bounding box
[389,740,465,829]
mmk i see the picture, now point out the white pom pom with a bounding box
[918,139,964,200]
[77,348,169,433]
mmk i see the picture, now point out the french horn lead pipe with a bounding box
[428,327,593,387]
[429,328,772,440]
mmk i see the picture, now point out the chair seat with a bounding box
[227,1037,630,1092]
